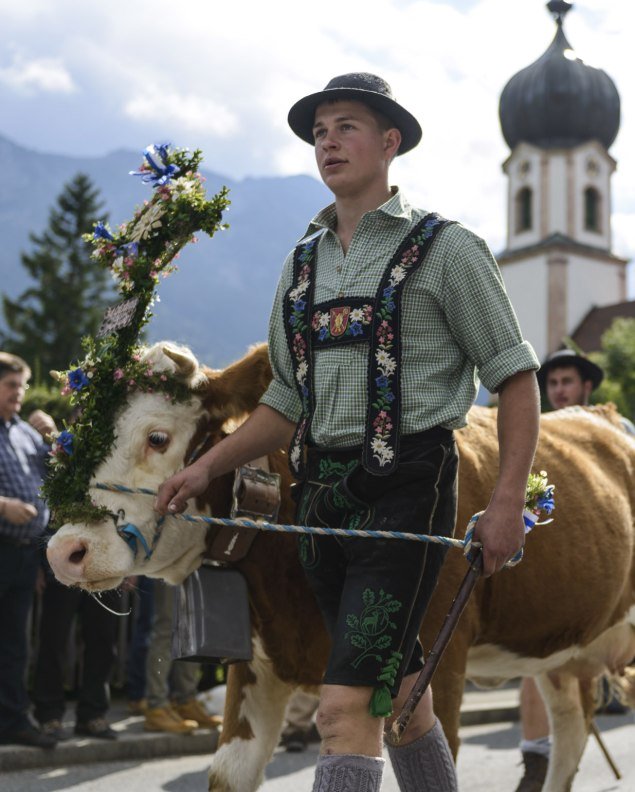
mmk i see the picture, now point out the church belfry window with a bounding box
[584,187,601,232]
[515,187,532,232]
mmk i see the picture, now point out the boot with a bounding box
[515,751,548,792]
[173,698,223,729]
[144,705,198,734]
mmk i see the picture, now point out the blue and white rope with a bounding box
[93,482,524,567]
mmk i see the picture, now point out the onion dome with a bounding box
[499,1,620,150]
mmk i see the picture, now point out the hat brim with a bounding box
[288,87,422,156]
[537,355,604,391]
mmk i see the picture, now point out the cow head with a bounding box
[47,340,274,592]
[47,342,211,591]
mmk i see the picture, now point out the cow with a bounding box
[46,342,635,792]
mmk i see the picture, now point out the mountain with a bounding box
[0,133,330,367]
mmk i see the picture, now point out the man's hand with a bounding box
[1,497,38,525]
[472,501,525,576]
[28,409,57,440]
[155,460,212,515]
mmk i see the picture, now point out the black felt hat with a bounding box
[537,349,604,391]
[288,72,422,155]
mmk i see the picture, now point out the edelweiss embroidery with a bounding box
[364,213,450,474]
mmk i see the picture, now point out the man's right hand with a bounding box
[154,461,212,516]
[1,498,38,525]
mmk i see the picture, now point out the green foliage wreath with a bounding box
[42,144,230,527]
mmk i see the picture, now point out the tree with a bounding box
[1,173,113,377]
[592,317,635,420]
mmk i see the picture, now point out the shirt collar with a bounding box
[302,186,415,239]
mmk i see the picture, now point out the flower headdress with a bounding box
[42,144,230,526]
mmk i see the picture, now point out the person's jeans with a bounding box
[0,540,39,734]
[126,576,155,701]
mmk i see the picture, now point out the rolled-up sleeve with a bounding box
[259,253,303,422]
[441,227,539,392]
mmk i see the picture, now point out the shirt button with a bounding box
[336,265,342,273]
[338,291,344,298]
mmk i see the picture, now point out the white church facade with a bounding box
[496,0,630,363]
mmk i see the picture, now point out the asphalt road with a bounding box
[1,712,632,791]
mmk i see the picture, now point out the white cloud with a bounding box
[0,54,76,94]
[124,89,238,137]
[0,0,632,287]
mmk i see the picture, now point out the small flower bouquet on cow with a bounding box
[43,143,230,526]
[523,470,555,532]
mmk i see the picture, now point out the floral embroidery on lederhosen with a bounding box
[284,215,452,478]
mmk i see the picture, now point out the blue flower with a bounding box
[384,391,395,402]
[376,375,389,388]
[119,241,139,258]
[130,143,180,186]
[383,286,395,298]
[301,385,309,397]
[68,368,90,391]
[319,327,328,341]
[350,322,363,336]
[385,301,395,312]
[537,491,555,514]
[289,315,297,326]
[293,299,306,312]
[93,222,114,241]
[56,430,74,456]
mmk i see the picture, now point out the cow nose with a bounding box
[47,538,89,584]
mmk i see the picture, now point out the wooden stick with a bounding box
[389,549,483,744]
[590,720,621,780]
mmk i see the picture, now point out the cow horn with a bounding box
[163,345,197,380]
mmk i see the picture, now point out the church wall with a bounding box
[500,255,548,360]
[571,144,613,250]
[567,255,624,333]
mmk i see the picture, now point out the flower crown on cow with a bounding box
[42,144,230,527]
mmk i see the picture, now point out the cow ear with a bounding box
[204,343,272,422]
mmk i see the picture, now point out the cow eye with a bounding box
[148,431,169,449]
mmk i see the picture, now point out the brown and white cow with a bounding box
[47,342,635,792]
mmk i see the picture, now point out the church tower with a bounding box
[497,1,627,361]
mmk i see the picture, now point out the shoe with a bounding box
[172,698,223,730]
[40,719,70,741]
[0,724,57,749]
[75,717,117,740]
[127,698,148,715]
[280,729,308,753]
[515,751,548,792]
[144,705,198,734]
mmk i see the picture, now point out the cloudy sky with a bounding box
[1,0,633,289]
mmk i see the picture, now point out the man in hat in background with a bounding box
[516,347,630,792]
[537,348,604,411]
[157,72,541,791]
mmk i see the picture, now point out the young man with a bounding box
[538,348,603,410]
[157,73,540,792]
[0,352,57,749]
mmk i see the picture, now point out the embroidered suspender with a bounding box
[363,213,451,473]
[284,214,451,478]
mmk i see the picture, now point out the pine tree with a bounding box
[2,173,113,376]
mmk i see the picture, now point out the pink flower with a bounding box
[114,369,125,381]
[160,374,168,381]
[128,379,136,387]
[146,369,154,376]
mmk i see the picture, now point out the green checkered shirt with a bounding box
[260,188,538,448]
